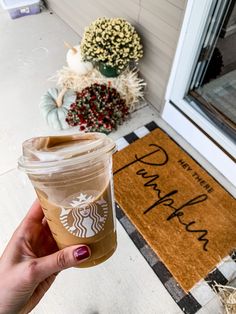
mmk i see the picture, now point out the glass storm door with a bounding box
[187,0,236,143]
[163,0,236,188]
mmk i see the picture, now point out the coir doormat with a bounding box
[113,122,236,292]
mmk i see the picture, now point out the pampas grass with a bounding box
[213,284,236,314]
[52,67,146,113]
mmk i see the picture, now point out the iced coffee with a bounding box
[18,133,117,267]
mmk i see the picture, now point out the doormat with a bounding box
[113,121,236,295]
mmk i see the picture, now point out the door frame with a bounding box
[162,0,236,187]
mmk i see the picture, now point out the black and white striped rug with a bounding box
[114,121,236,314]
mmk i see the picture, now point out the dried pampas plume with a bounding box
[51,67,146,113]
[213,284,236,314]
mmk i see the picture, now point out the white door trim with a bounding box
[163,0,236,187]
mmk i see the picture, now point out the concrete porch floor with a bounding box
[1,7,234,314]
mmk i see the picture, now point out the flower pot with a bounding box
[98,63,120,78]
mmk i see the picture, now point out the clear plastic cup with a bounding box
[18,133,117,267]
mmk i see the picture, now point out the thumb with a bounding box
[34,245,91,282]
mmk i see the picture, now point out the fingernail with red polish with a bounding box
[74,246,90,261]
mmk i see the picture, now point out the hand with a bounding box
[0,200,91,314]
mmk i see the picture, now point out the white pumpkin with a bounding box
[40,88,76,130]
[66,44,93,75]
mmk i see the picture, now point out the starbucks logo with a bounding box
[60,193,108,238]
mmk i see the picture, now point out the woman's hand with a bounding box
[0,200,90,314]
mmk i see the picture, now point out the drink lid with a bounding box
[18,132,116,174]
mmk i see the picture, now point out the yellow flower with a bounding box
[80,17,143,70]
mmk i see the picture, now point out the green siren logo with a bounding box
[60,193,108,238]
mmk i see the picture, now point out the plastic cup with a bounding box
[18,133,117,267]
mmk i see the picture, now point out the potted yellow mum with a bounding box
[80,17,143,77]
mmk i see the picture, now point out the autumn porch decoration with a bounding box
[80,17,143,77]
[66,83,129,133]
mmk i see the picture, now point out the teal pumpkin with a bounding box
[40,88,76,130]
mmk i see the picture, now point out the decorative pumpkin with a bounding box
[66,43,93,75]
[40,88,76,130]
